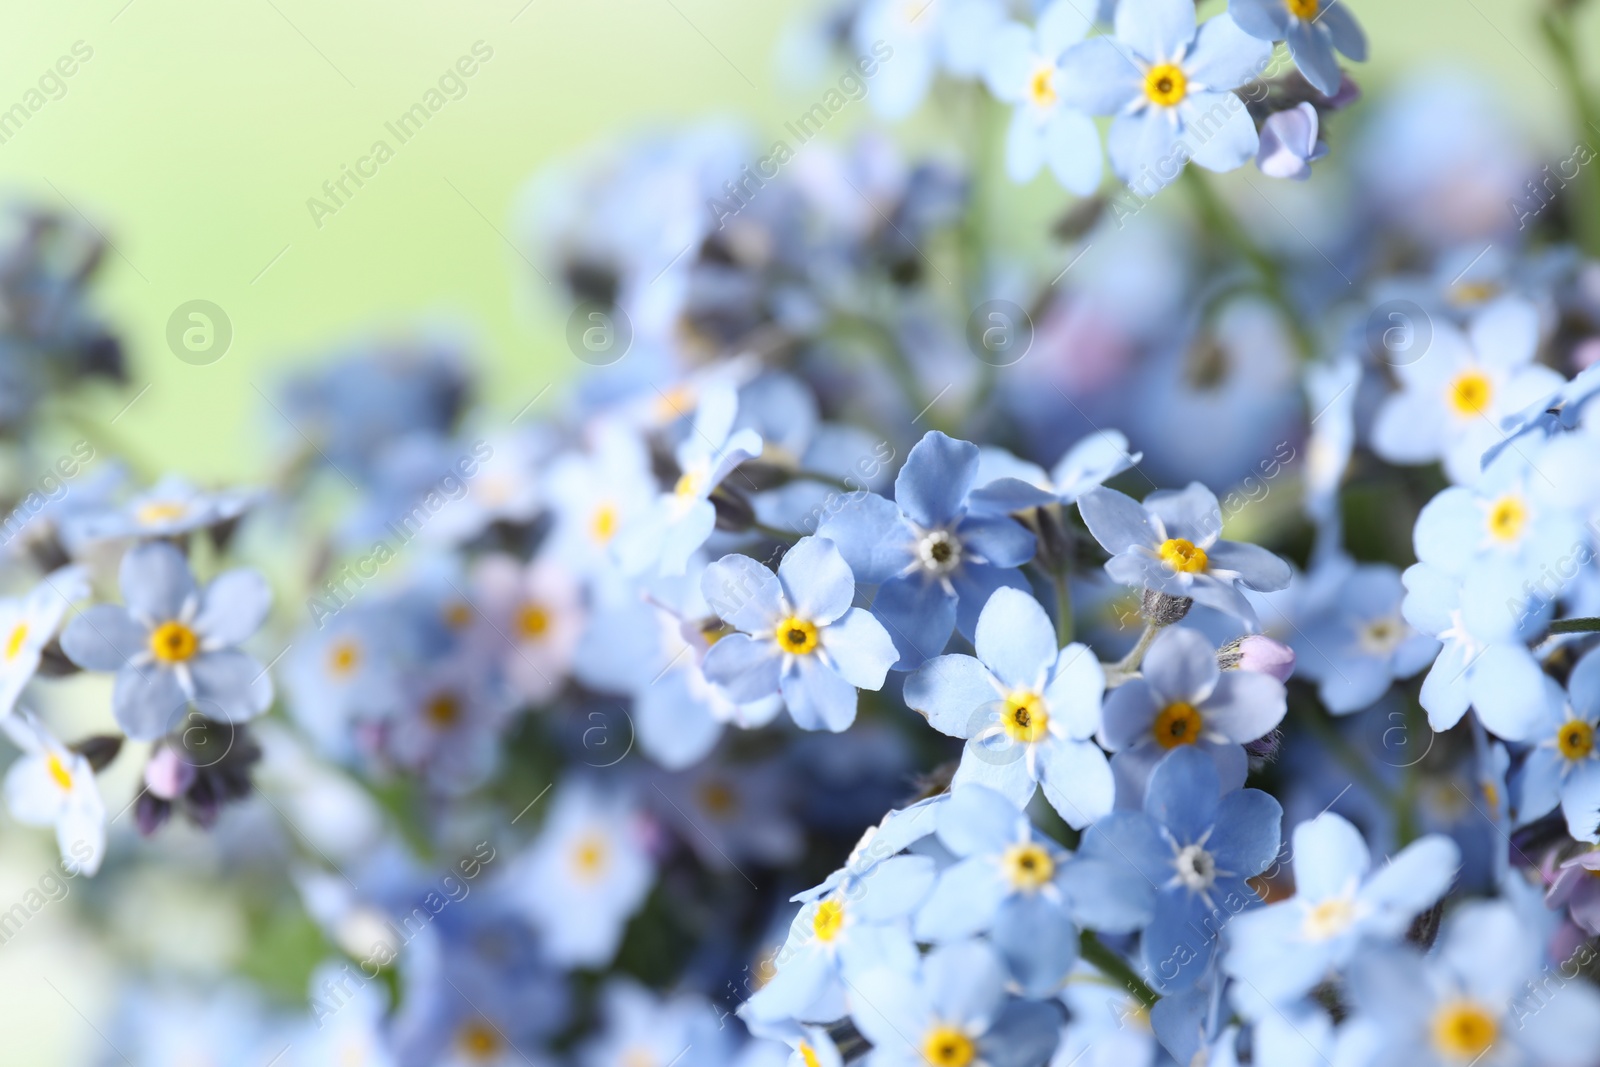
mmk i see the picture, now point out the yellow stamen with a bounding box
[457,1019,501,1059]
[1286,0,1319,18]
[1448,370,1493,416]
[1559,720,1595,761]
[148,621,199,664]
[136,501,188,526]
[775,616,819,655]
[798,1042,822,1067]
[46,753,73,792]
[699,780,737,816]
[1152,702,1202,749]
[1302,896,1357,941]
[327,640,360,676]
[1144,63,1187,107]
[517,603,551,639]
[1001,843,1055,890]
[1001,691,1050,744]
[425,694,460,726]
[812,898,845,942]
[4,623,27,661]
[1158,538,1207,574]
[1431,1002,1497,1059]
[921,1026,976,1067]
[572,834,608,879]
[1028,63,1057,108]
[590,503,618,543]
[1486,495,1527,543]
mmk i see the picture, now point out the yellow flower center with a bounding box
[1449,280,1499,306]
[1153,702,1202,749]
[1028,63,1057,107]
[921,1026,976,1067]
[149,620,199,664]
[1448,370,1493,416]
[1431,1002,1497,1059]
[1144,63,1187,107]
[1001,843,1055,891]
[517,602,551,639]
[674,468,705,500]
[327,640,360,676]
[699,780,738,816]
[46,753,73,792]
[1358,617,1403,656]
[457,1019,502,1059]
[426,694,461,726]
[136,500,188,526]
[590,502,618,543]
[572,834,608,879]
[444,601,473,628]
[798,1042,822,1067]
[1559,720,1595,761]
[1158,537,1207,574]
[775,616,819,655]
[1486,495,1527,543]
[812,898,845,942]
[1286,0,1319,18]
[4,623,27,661]
[1001,690,1050,743]
[1302,896,1357,941]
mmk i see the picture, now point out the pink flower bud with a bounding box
[143,745,196,800]
[1237,635,1295,683]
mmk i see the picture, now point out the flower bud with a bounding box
[1140,588,1192,626]
[1219,634,1295,682]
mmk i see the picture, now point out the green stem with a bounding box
[1180,169,1315,359]
[1541,10,1600,256]
[1551,617,1600,634]
[1111,623,1161,678]
[1052,568,1074,648]
[792,470,854,492]
[1079,930,1159,1008]
[751,521,801,543]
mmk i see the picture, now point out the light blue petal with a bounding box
[822,607,897,691]
[778,536,857,624]
[120,541,197,623]
[1561,761,1600,843]
[1078,486,1160,555]
[855,854,938,921]
[61,605,146,671]
[193,569,271,648]
[967,477,1058,516]
[1181,91,1260,173]
[1051,431,1140,500]
[817,492,913,585]
[950,564,1029,641]
[703,553,784,632]
[1467,643,1545,741]
[895,431,979,528]
[190,650,273,721]
[1056,37,1142,115]
[1115,0,1196,62]
[1201,669,1286,743]
[905,654,1002,738]
[1042,643,1105,740]
[924,939,1006,1026]
[1101,677,1161,751]
[1209,788,1283,875]
[1143,626,1222,706]
[959,516,1037,568]
[1144,746,1220,840]
[981,21,1037,102]
[915,857,1008,941]
[1109,105,1183,186]
[1289,812,1369,900]
[1142,890,1218,990]
[1284,19,1341,96]
[1038,737,1115,828]
[1038,0,1094,55]
[990,896,1079,1000]
[659,499,717,575]
[1418,641,1470,731]
[113,664,188,741]
[1228,0,1290,41]
[1004,105,1047,182]
[1184,13,1273,90]
[1357,833,1461,936]
[1319,2,1366,60]
[952,744,1037,806]
[1044,107,1104,195]
[937,783,1025,856]
[1143,483,1222,545]
[873,575,958,668]
[781,655,858,732]
[702,632,782,703]
[1067,811,1164,929]
[974,587,1058,689]
[635,674,724,770]
[1206,540,1291,591]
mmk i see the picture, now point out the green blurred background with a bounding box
[0,0,1587,1061]
[0,0,1581,484]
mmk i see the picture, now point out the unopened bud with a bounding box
[1140,589,1192,626]
[1219,634,1295,681]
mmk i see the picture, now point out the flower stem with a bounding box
[1052,569,1074,648]
[1079,930,1159,1008]
[1541,9,1600,256]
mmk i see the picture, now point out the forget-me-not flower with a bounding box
[1229,0,1365,97]
[2,709,105,875]
[1221,811,1459,1006]
[701,537,897,732]
[981,1,1103,194]
[967,431,1142,517]
[1517,647,1600,843]
[1078,483,1291,626]
[820,431,1037,668]
[1058,0,1273,187]
[1293,559,1438,714]
[0,564,88,718]
[61,542,274,741]
[905,587,1111,827]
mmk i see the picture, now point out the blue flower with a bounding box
[967,431,1143,516]
[510,778,653,968]
[819,431,1037,668]
[853,0,1006,120]
[981,1,1103,194]
[2,708,106,875]
[1255,102,1328,180]
[1058,0,1273,187]
[848,940,1060,1067]
[741,854,935,1025]
[1340,902,1600,1065]
[580,981,733,1067]
[701,536,897,732]
[905,587,1112,827]
[62,473,258,547]
[1101,626,1286,800]
[1221,811,1459,1005]
[1515,646,1600,843]
[1371,295,1565,486]
[0,564,88,717]
[1078,483,1291,626]
[1400,561,1548,739]
[616,382,763,576]
[60,542,274,740]
[1229,0,1365,97]
[1075,747,1281,991]
[1293,559,1438,714]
